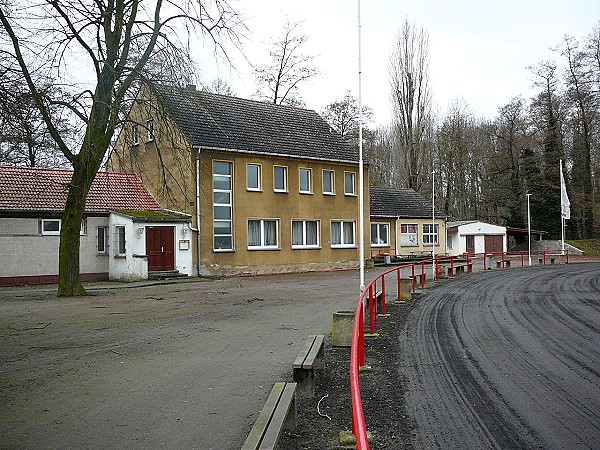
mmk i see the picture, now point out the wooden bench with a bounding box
[241,382,297,450]
[292,334,324,397]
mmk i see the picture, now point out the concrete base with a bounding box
[332,311,355,347]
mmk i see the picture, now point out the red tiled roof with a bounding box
[0,166,161,213]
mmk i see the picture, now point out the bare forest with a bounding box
[363,21,600,240]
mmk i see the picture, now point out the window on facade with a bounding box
[401,224,418,246]
[247,164,261,191]
[370,223,389,247]
[423,224,439,245]
[323,170,335,195]
[132,124,140,145]
[344,171,356,195]
[97,227,107,253]
[331,220,355,247]
[248,219,279,249]
[299,168,312,193]
[447,235,453,249]
[274,165,287,192]
[292,220,320,248]
[146,119,154,141]
[115,225,126,255]
[41,219,61,235]
[213,160,233,251]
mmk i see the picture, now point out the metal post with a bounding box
[380,276,386,315]
[526,193,532,267]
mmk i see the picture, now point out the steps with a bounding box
[148,270,188,280]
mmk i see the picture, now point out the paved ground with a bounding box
[401,263,600,449]
[0,269,388,450]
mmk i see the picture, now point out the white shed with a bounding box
[446,221,507,256]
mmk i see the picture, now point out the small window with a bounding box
[80,219,87,236]
[97,226,107,253]
[344,171,356,195]
[447,235,453,249]
[247,164,261,191]
[323,170,335,195]
[41,219,61,236]
[331,220,355,248]
[146,119,154,142]
[132,124,139,145]
[115,225,126,256]
[401,224,418,246]
[248,219,279,250]
[292,220,320,248]
[299,168,312,194]
[370,223,389,247]
[423,224,439,245]
[274,166,288,192]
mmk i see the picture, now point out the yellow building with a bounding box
[109,85,369,276]
[369,187,447,259]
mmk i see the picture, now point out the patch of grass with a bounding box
[566,239,600,255]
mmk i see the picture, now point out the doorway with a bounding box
[146,226,175,271]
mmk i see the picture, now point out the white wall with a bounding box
[447,222,507,256]
[0,216,109,278]
[108,213,193,281]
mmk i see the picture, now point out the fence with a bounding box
[349,249,569,450]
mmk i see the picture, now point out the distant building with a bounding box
[369,187,447,258]
[446,221,507,256]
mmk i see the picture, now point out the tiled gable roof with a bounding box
[154,85,358,163]
[0,166,161,213]
[370,187,446,219]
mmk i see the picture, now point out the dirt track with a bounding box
[401,263,600,449]
[0,270,383,450]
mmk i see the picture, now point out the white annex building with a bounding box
[446,221,507,256]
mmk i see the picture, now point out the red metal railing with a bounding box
[349,249,568,448]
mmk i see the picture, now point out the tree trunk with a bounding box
[57,163,95,296]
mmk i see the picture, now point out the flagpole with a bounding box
[358,0,365,292]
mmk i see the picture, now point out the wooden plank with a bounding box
[292,335,316,369]
[258,383,296,450]
[241,382,285,450]
[304,334,324,369]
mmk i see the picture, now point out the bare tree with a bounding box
[389,17,433,191]
[254,19,318,106]
[321,91,373,144]
[202,77,236,96]
[0,0,242,296]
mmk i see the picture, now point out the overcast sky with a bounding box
[197,1,599,126]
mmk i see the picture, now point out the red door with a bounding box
[146,226,175,271]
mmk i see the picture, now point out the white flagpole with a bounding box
[432,171,435,278]
[358,0,365,291]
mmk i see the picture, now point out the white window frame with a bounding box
[41,219,61,236]
[400,224,419,246]
[423,223,439,245]
[331,220,356,248]
[114,225,126,256]
[370,222,390,247]
[80,219,87,236]
[322,169,335,195]
[299,168,312,194]
[213,160,233,251]
[246,163,262,191]
[97,226,108,253]
[146,119,154,142]
[344,171,356,196]
[273,165,288,192]
[132,124,139,145]
[292,219,320,249]
[247,219,279,250]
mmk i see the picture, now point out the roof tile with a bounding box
[0,167,161,213]
[370,187,446,219]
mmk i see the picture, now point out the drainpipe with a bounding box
[395,217,399,257]
[195,147,202,276]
